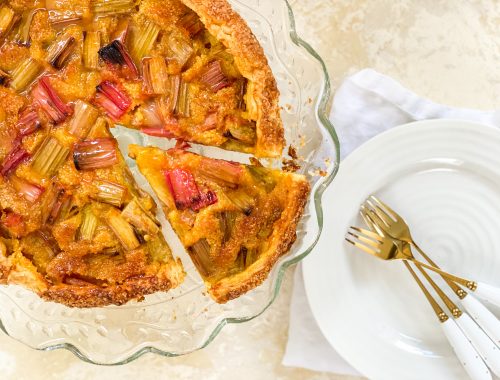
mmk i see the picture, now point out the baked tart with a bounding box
[129,145,310,303]
[0,0,304,307]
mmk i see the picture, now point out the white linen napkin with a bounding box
[282,68,500,375]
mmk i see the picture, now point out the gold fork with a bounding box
[360,199,500,347]
[345,226,473,284]
[363,196,500,308]
[358,213,500,376]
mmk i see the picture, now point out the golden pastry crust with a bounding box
[180,0,284,157]
[0,236,185,308]
[42,263,185,308]
[130,145,310,303]
[209,177,309,302]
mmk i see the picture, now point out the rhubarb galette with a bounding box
[0,0,304,307]
[129,145,310,303]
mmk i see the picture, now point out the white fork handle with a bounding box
[441,318,491,380]
[462,294,500,347]
[455,313,500,377]
[474,282,500,308]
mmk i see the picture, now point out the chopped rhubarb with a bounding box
[164,168,200,210]
[139,104,163,128]
[236,79,247,110]
[47,35,77,70]
[129,19,160,65]
[167,32,194,68]
[198,158,243,188]
[10,175,44,203]
[68,100,99,138]
[139,105,181,138]
[10,58,43,92]
[12,9,38,46]
[95,81,131,121]
[200,60,231,92]
[32,77,73,124]
[226,190,255,215]
[105,208,140,251]
[142,57,170,94]
[175,80,190,117]
[189,238,213,277]
[73,138,118,170]
[220,211,237,243]
[31,137,69,177]
[83,31,101,70]
[47,191,71,224]
[98,40,138,78]
[121,198,160,237]
[16,108,40,137]
[1,141,30,176]
[164,168,218,211]
[192,190,218,211]
[141,127,176,138]
[78,206,98,241]
[3,212,22,227]
[162,77,181,114]
[0,7,17,38]
[91,0,136,15]
[178,12,203,36]
[248,166,277,192]
[226,119,257,145]
[93,180,127,207]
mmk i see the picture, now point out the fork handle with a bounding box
[413,260,477,289]
[441,318,492,380]
[462,294,500,347]
[474,282,500,308]
[455,313,500,377]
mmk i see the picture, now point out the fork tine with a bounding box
[347,230,381,249]
[365,207,390,230]
[348,226,383,242]
[366,200,393,227]
[345,237,379,257]
[369,195,399,220]
[360,208,385,237]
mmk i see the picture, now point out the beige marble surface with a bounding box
[2,1,500,379]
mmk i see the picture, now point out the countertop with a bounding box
[2,1,499,379]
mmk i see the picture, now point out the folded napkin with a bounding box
[282,68,500,376]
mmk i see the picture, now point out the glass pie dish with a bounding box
[0,0,339,365]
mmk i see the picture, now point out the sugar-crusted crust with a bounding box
[208,177,310,303]
[42,259,185,307]
[0,251,185,308]
[180,0,284,157]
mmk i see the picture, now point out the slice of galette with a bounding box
[129,145,310,303]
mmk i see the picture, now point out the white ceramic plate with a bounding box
[303,120,500,380]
